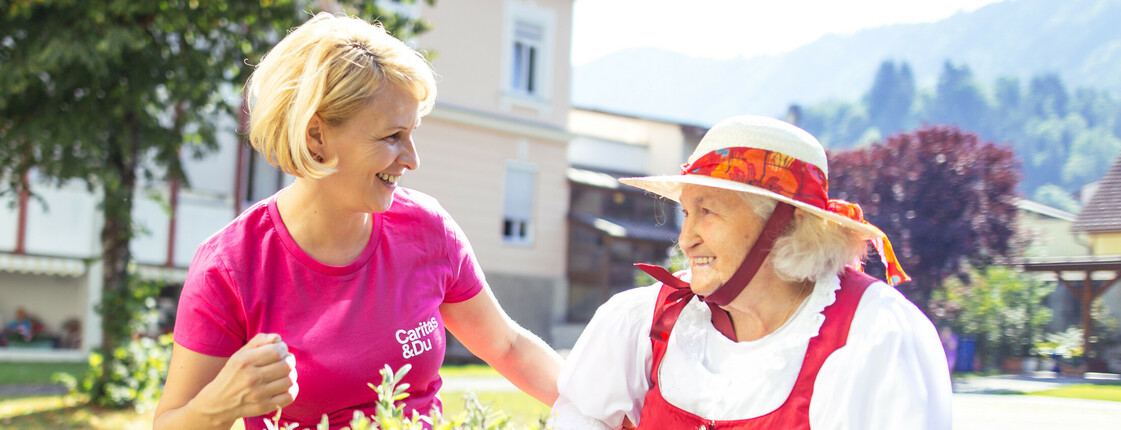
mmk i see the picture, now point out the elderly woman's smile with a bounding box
[678,184,764,296]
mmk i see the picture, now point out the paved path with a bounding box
[0,384,67,396]
[950,373,1121,429]
[954,393,1121,430]
[951,372,1106,394]
[441,376,518,393]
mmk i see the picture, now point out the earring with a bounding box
[312,152,324,163]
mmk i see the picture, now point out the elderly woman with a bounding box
[154,13,560,430]
[551,115,951,429]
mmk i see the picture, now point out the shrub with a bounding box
[263,364,551,430]
[54,271,173,411]
[932,265,1052,369]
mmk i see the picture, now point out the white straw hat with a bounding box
[620,115,884,238]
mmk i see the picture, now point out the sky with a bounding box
[571,0,1007,66]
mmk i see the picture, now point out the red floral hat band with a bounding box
[682,147,911,285]
[682,147,830,209]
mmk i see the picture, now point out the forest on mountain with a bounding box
[794,60,1121,213]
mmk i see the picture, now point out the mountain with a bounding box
[572,0,1121,127]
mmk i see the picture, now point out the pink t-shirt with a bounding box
[174,187,484,429]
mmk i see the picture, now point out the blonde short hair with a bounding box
[739,192,870,283]
[246,12,437,179]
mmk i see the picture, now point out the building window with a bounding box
[503,1,555,104]
[502,161,537,245]
[511,21,542,96]
[244,149,287,206]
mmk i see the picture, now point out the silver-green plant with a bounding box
[263,364,551,430]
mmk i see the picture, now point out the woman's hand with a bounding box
[154,333,299,430]
[192,333,299,419]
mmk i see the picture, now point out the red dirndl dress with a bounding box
[635,268,875,429]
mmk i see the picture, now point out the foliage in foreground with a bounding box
[932,265,1052,369]
[263,364,550,430]
[52,272,173,411]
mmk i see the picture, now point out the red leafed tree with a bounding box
[828,126,1021,312]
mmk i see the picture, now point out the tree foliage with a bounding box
[0,0,433,408]
[930,266,1052,369]
[798,60,1121,212]
[829,126,1021,310]
[865,60,915,135]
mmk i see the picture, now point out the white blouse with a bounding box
[551,273,953,430]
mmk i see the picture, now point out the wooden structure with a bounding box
[1014,256,1121,368]
[1014,154,1121,371]
[566,166,679,322]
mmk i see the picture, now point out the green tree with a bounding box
[1019,114,1085,192]
[796,101,871,149]
[932,266,1052,370]
[1062,125,1121,187]
[865,60,915,135]
[992,77,1028,143]
[0,0,433,408]
[1028,74,1069,118]
[928,61,993,137]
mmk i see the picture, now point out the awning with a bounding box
[135,264,189,284]
[0,253,86,277]
[569,213,679,243]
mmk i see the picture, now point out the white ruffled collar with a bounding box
[670,272,843,373]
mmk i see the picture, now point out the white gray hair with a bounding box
[738,192,869,282]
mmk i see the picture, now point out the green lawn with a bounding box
[439,363,502,378]
[0,361,86,385]
[1027,383,1121,402]
[442,390,552,426]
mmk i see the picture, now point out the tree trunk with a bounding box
[95,113,140,397]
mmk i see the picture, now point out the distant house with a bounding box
[1014,199,1091,332]
[555,108,704,348]
[405,0,575,352]
[0,0,576,360]
[1068,154,1121,371]
[1018,154,1121,372]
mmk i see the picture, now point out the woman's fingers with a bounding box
[222,334,300,415]
[237,336,288,366]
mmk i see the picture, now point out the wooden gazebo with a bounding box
[1011,155,1121,370]
[1012,256,1121,367]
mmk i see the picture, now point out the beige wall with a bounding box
[418,0,573,128]
[568,109,693,175]
[1019,213,1090,258]
[1090,232,1121,255]
[406,113,568,278]
[404,0,572,281]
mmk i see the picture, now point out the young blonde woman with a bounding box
[154,13,561,430]
[551,115,952,429]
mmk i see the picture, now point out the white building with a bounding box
[0,0,576,361]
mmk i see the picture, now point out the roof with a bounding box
[569,213,679,244]
[1073,154,1121,233]
[1015,198,1077,222]
[1012,255,1121,272]
[568,166,653,194]
[568,167,624,190]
